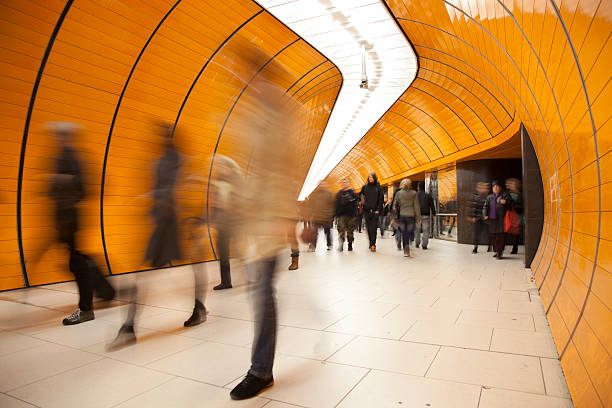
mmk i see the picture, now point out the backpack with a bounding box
[504,209,520,235]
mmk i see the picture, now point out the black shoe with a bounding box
[415,243,420,248]
[347,242,353,251]
[230,373,273,400]
[213,283,232,290]
[510,250,518,254]
[493,253,499,258]
[327,245,332,251]
[422,246,427,250]
[487,246,492,252]
[497,253,504,260]
[62,308,94,325]
[106,324,136,351]
[472,248,478,254]
[184,300,207,327]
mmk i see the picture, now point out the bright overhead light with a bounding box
[258,0,417,199]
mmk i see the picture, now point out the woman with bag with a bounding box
[483,180,511,259]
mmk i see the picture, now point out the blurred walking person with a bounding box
[210,155,243,290]
[415,181,435,250]
[379,195,389,237]
[306,181,334,251]
[47,122,115,325]
[228,49,302,400]
[360,173,384,251]
[506,178,523,254]
[469,182,489,253]
[484,180,510,259]
[335,178,358,251]
[109,122,182,347]
[391,178,421,257]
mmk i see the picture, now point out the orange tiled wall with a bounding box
[0,0,340,288]
[327,1,611,406]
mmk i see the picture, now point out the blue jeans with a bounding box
[379,215,387,236]
[398,216,415,253]
[415,217,430,248]
[248,257,277,380]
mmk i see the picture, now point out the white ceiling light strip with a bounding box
[257,0,417,199]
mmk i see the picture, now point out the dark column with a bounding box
[522,124,544,268]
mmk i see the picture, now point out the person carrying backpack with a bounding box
[335,178,359,251]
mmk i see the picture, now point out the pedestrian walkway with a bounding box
[0,233,573,408]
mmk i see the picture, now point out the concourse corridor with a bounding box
[0,233,572,408]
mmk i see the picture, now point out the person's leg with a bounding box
[289,226,299,270]
[346,217,355,250]
[498,233,506,258]
[215,226,232,289]
[472,220,480,252]
[415,218,422,248]
[324,222,332,248]
[422,217,430,249]
[69,251,93,313]
[511,232,519,254]
[248,257,278,378]
[185,260,208,326]
[368,212,378,248]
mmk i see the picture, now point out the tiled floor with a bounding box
[0,234,574,408]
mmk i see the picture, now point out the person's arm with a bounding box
[483,196,489,220]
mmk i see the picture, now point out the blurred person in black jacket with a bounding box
[47,122,115,326]
[415,182,436,250]
[468,182,490,254]
[360,173,384,252]
[484,180,511,259]
[334,178,358,251]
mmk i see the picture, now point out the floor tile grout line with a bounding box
[322,312,350,331]
[324,335,359,362]
[476,386,484,408]
[399,320,418,340]
[107,376,176,408]
[333,368,371,408]
[381,303,401,318]
[1,391,42,408]
[539,357,548,396]
[4,355,105,394]
[423,345,442,377]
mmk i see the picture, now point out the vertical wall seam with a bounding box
[100,0,183,275]
[16,0,75,287]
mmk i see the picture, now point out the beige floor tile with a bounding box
[402,321,492,350]
[479,388,573,407]
[325,315,415,339]
[498,298,546,315]
[146,342,250,386]
[323,299,398,318]
[32,318,122,349]
[384,304,462,324]
[84,329,203,365]
[181,317,254,346]
[457,310,535,331]
[0,394,37,408]
[115,377,268,408]
[232,355,368,408]
[328,336,439,375]
[534,315,553,332]
[0,343,101,392]
[277,326,354,360]
[337,369,481,408]
[427,347,544,394]
[541,358,572,399]
[135,309,219,333]
[262,402,305,408]
[0,287,79,309]
[0,330,49,356]
[0,300,66,334]
[8,358,171,408]
[278,307,346,330]
[490,328,558,358]
[434,296,499,311]
[95,304,170,324]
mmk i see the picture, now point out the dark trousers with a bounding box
[398,216,416,252]
[58,207,114,311]
[511,233,520,252]
[216,226,231,285]
[249,257,278,380]
[313,222,332,248]
[472,219,488,249]
[492,233,506,255]
[364,210,378,247]
[379,215,387,236]
[357,214,363,232]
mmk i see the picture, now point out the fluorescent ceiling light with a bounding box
[258,0,417,199]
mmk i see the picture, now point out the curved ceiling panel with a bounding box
[0,0,340,287]
[327,1,610,406]
[257,0,418,199]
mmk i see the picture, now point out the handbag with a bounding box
[504,209,520,235]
